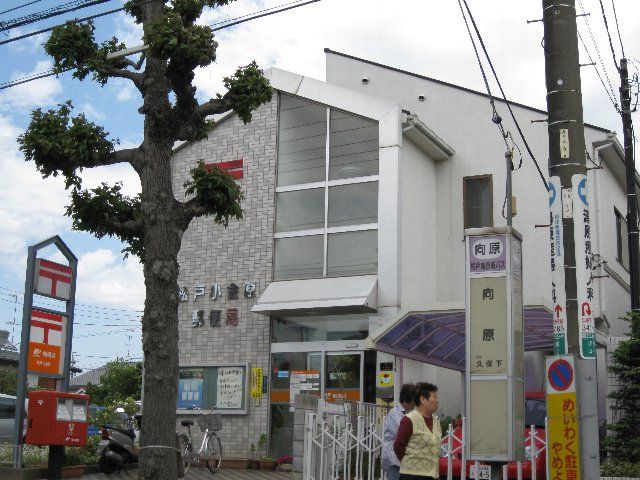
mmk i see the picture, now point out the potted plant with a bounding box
[259,456,278,470]
[247,443,259,469]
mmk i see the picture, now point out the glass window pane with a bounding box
[278,95,327,186]
[328,182,378,227]
[274,235,324,280]
[465,176,492,228]
[271,314,370,343]
[327,230,377,276]
[276,189,325,232]
[330,110,378,180]
[325,354,361,402]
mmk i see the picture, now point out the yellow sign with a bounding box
[377,371,394,388]
[250,367,263,399]
[546,355,580,480]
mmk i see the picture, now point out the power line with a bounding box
[610,0,625,59]
[597,0,619,69]
[0,0,321,90]
[0,0,113,32]
[461,0,548,191]
[0,0,47,17]
[577,30,619,111]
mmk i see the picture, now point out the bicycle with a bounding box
[178,405,223,473]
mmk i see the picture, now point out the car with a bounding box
[0,394,17,442]
[439,391,547,479]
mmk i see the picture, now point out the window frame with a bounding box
[274,93,379,280]
[615,208,630,271]
[463,174,494,229]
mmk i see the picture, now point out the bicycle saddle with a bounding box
[181,420,194,427]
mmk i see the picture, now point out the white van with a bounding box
[0,394,17,443]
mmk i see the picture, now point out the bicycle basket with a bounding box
[197,413,222,432]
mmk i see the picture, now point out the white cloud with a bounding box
[0,60,62,109]
[114,11,144,48]
[79,102,106,121]
[76,249,144,311]
[5,29,48,54]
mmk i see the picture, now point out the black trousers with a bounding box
[399,475,436,480]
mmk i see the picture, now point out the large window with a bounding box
[464,175,493,229]
[271,314,370,343]
[616,209,629,269]
[275,94,379,280]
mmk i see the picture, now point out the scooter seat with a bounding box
[181,420,194,427]
[113,426,136,438]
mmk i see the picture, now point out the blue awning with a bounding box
[369,306,554,372]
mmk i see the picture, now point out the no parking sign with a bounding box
[546,355,581,480]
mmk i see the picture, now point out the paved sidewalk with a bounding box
[61,469,292,480]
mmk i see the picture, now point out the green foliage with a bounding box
[66,183,144,259]
[64,435,101,466]
[221,61,273,124]
[0,366,17,395]
[94,397,139,428]
[45,21,128,85]
[184,161,243,226]
[18,102,116,189]
[601,459,640,477]
[605,311,640,462]
[85,359,142,406]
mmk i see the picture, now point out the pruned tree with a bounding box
[17,1,272,478]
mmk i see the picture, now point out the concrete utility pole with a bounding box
[619,58,640,309]
[541,1,600,478]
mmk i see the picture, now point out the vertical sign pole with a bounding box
[13,246,37,468]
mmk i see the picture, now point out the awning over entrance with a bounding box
[251,275,377,316]
[369,306,553,372]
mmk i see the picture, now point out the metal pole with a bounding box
[12,246,36,468]
[620,57,640,310]
[506,150,513,227]
[541,1,600,478]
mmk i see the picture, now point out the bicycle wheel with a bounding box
[178,433,193,474]
[205,433,223,473]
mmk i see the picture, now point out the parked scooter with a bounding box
[96,408,141,474]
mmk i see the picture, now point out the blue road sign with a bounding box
[548,358,574,392]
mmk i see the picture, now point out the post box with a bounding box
[26,390,89,446]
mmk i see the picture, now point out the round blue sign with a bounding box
[548,358,573,392]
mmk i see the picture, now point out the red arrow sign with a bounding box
[554,304,563,318]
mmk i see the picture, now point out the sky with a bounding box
[0,0,637,372]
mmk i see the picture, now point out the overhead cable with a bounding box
[0,0,47,17]
[577,30,619,111]
[461,0,548,191]
[610,0,625,59]
[0,0,113,32]
[597,0,619,69]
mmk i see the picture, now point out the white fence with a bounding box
[303,402,548,480]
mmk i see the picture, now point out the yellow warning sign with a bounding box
[377,371,394,388]
[250,367,263,399]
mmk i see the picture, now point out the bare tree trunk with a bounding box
[138,2,184,476]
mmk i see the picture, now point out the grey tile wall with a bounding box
[171,97,278,459]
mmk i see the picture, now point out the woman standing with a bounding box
[393,382,441,480]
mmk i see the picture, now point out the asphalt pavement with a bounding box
[58,469,292,480]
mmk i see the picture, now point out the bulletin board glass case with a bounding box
[176,363,249,415]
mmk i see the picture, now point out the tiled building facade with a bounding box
[171,98,278,458]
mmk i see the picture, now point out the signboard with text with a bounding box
[250,367,263,399]
[27,309,67,376]
[546,355,581,480]
[572,174,596,359]
[549,176,568,355]
[466,229,524,461]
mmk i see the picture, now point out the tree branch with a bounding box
[96,66,144,89]
[101,147,141,168]
[196,96,231,117]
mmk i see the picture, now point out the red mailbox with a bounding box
[26,390,89,446]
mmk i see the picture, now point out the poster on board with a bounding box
[216,367,244,409]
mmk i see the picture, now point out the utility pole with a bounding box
[620,58,640,309]
[542,1,600,478]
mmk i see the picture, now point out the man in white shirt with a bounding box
[381,384,416,480]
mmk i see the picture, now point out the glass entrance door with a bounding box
[324,352,363,402]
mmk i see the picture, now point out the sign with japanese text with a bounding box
[468,235,506,274]
[216,367,244,409]
[549,176,568,356]
[546,355,581,480]
[290,370,321,406]
[470,277,507,374]
[466,230,524,462]
[35,259,73,301]
[27,309,66,376]
[572,174,596,359]
[250,367,263,399]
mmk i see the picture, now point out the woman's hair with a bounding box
[399,383,415,404]
[414,382,438,405]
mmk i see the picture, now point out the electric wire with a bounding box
[610,0,625,59]
[461,0,548,191]
[0,0,321,90]
[577,30,619,111]
[597,0,619,70]
[577,0,618,106]
[0,0,47,17]
[0,0,113,32]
